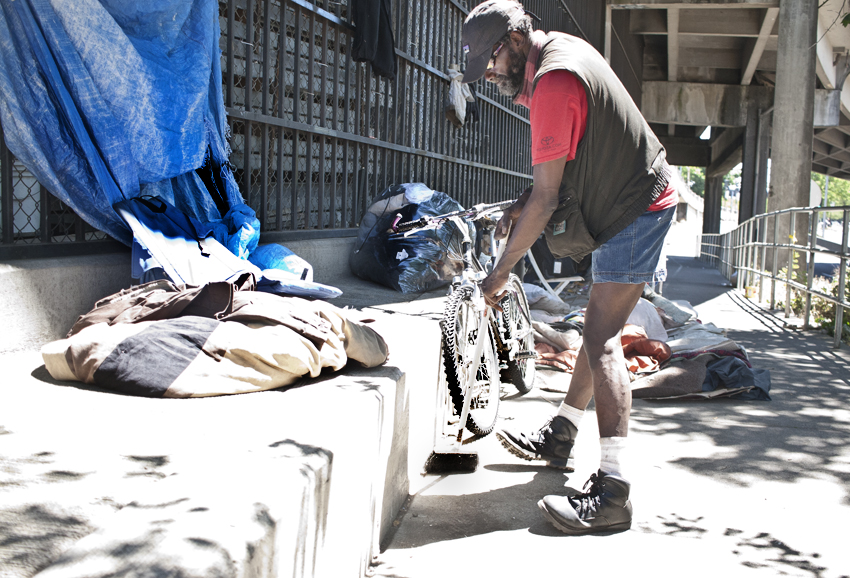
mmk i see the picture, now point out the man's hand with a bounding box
[495,187,532,240]
[494,208,517,241]
[481,268,509,312]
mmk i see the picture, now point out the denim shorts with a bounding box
[591,206,675,284]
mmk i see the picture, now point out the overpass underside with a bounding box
[609,0,850,234]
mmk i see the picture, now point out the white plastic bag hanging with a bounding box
[445,65,474,127]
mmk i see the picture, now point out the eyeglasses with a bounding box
[487,43,504,70]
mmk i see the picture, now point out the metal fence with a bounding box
[699,206,850,348]
[222,0,600,240]
[0,128,112,256]
[0,0,614,256]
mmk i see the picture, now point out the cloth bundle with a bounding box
[532,322,670,374]
[41,280,388,398]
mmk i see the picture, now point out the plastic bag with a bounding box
[445,66,475,128]
[350,183,471,293]
[626,297,668,342]
[249,243,343,299]
[249,243,313,281]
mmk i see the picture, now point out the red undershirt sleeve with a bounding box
[530,70,587,166]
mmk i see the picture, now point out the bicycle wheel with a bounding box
[441,286,501,436]
[496,274,536,394]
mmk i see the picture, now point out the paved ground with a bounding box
[3,220,849,578]
[370,221,850,578]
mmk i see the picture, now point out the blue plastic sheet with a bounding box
[0,0,259,255]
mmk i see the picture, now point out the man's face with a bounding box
[484,39,526,97]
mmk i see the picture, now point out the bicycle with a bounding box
[391,200,537,440]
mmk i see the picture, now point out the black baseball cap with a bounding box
[461,0,527,83]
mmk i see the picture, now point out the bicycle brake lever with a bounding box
[390,213,404,233]
[492,222,511,269]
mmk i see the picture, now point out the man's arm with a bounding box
[481,154,569,308]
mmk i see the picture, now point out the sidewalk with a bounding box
[2,221,849,578]
[370,222,850,578]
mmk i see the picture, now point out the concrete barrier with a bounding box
[0,253,132,353]
[0,237,444,578]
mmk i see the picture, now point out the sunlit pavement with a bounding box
[370,219,850,578]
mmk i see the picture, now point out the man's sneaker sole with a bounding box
[537,499,631,535]
[495,432,575,471]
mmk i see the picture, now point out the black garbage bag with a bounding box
[350,183,472,293]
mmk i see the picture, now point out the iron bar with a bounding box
[262,0,271,115]
[290,129,299,230]
[245,0,254,112]
[771,212,778,309]
[836,210,849,348]
[307,12,315,126]
[785,212,795,319]
[0,123,13,245]
[275,127,284,230]
[39,185,49,243]
[260,123,269,228]
[804,210,817,328]
[293,4,301,122]
[226,0,234,107]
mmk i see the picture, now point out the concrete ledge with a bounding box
[1,283,443,578]
[0,238,357,354]
[1,238,446,577]
[0,253,132,353]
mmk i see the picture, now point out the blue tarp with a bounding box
[0,0,259,256]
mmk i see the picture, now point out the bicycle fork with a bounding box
[455,293,492,442]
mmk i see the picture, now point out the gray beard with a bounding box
[494,44,526,97]
[495,74,522,97]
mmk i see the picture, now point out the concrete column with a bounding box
[755,110,771,216]
[703,175,723,234]
[771,0,817,243]
[739,101,759,224]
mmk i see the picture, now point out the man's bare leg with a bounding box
[536,281,647,534]
[496,281,645,467]
[563,281,645,436]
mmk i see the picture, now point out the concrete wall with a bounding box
[0,238,357,354]
[1,253,132,353]
[276,237,356,285]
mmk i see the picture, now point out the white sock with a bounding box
[556,402,584,429]
[599,436,628,478]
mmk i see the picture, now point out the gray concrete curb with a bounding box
[0,239,448,578]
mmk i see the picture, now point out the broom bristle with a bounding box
[424,451,479,474]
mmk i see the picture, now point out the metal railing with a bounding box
[219,0,594,239]
[699,206,850,348]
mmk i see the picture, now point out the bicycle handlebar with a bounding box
[391,199,515,234]
[394,216,428,233]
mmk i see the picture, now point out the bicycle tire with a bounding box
[496,274,536,394]
[441,286,501,436]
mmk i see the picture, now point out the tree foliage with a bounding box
[678,166,705,197]
[810,172,850,216]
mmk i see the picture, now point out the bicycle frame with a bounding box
[393,200,514,443]
[446,215,505,441]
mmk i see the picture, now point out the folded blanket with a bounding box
[42,284,389,397]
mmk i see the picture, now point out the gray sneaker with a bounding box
[496,415,577,470]
[537,470,632,535]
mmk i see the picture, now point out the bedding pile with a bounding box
[41,280,388,398]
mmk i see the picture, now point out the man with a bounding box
[460,0,677,535]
